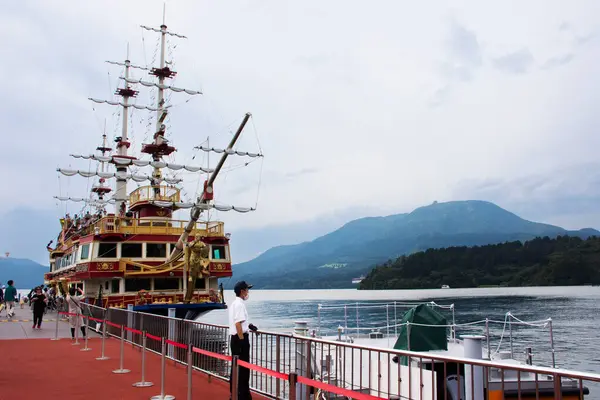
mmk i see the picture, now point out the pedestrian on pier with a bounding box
[4,280,16,318]
[66,287,86,340]
[30,286,47,329]
[229,280,258,400]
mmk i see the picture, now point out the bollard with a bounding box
[50,312,60,341]
[187,343,193,400]
[133,332,154,387]
[112,325,130,374]
[96,319,110,361]
[72,313,80,345]
[150,337,175,400]
[80,316,92,352]
[231,355,239,400]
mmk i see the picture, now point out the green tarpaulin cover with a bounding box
[393,304,448,365]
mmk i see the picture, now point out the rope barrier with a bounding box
[166,338,187,349]
[192,346,232,361]
[297,375,387,400]
[237,360,289,381]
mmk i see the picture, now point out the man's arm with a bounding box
[235,321,244,340]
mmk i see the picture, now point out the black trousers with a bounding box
[230,333,251,400]
[33,310,44,327]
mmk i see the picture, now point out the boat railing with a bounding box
[316,301,557,367]
[90,217,224,236]
[129,185,181,205]
[75,302,600,400]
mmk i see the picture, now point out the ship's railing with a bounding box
[75,303,600,400]
[129,185,181,205]
[90,217,224,236]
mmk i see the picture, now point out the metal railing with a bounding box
[69,303,600,400]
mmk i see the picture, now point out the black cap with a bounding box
[234,281,253,295]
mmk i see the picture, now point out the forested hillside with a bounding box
[359,235,600,289]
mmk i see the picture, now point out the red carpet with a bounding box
[0,337,268,400]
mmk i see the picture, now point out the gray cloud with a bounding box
[541,53,576,70]
[493,49,534,74]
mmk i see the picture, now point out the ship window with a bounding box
[111,279,120,293]
[194,278,206,289]
[121,243,142,258]
[80,244,90,260]
[125,278,151,292]
[154,278,179,290]
[146,243,167,258]
[105,281,109,291]
[98,243,117,258]
[212,245,226,260]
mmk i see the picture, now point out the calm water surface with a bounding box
[199,286,600,377]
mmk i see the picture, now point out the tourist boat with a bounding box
[351,276,365,285]
[45,16,262,320]
[312,301,590,399]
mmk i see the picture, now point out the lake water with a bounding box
[199,286,600,377]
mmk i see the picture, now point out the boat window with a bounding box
[154,278,179,290]
[211,245,226,260]
[121,243,142,258]
[80,244,90,260]
[98,243,117,258]
[111,279,120,293]
[146,243,167,258]
[194,278,206,289]
[104,281,109,291]
[125,278,151,292]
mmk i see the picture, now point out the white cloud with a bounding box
[2,0,600,245]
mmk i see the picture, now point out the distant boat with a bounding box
[352,276,365,284]
[441,285,450,289]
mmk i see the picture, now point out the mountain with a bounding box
[359,235,600,289]
[0,257,49,290]
[228,200,600,289]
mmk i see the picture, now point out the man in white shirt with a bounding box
[229,280,256,400]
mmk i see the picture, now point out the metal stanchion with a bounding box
[96,319,109,361]
[133,331,154,387]
[231,355,239,400]
[80,316,91,352]
[50,312,60,341]
[72,313,80,345]
[187,343,193,400]
[151,337,175,400]
[112,325,130,374]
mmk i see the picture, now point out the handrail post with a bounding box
[96,318,110,360]
[187,342,193,400]
[549,318,556,368]
[231,355,239,400]
[150,337,175,400]
[80,315,92,351]
[112,324,130,374]
[50,311,60,341]
[289,372,298,400]
[72,313,80,345]
[133,331,154,387]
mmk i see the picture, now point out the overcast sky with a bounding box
[3,0,600,263]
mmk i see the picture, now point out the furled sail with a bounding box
[121,77,202,95]
[148,201,255,213]
[194,146,263,158]
[56,169,183,184]
[70,154,214,173]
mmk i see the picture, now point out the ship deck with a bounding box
[0,308,267,399]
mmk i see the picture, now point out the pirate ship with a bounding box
[45,14,262,320]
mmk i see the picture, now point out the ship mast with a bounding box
[114,47,135,211]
